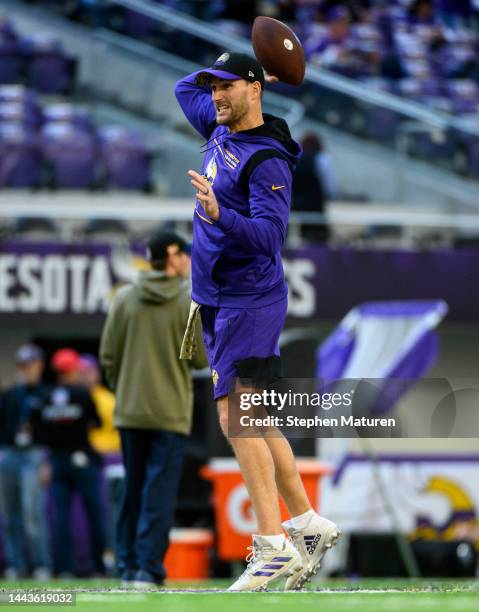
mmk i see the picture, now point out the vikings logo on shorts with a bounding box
[211,369,219,386]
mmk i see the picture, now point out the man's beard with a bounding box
[217,99,249,126]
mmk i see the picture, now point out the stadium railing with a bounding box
[2,192,479,237]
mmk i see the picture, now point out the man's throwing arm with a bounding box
[174,72,217,139]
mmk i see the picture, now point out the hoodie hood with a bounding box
[238,114,302,158]
[137,270,188,304]
[229,114,302,169]
[201,114,302,169]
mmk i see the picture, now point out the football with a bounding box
[252,16,305,86]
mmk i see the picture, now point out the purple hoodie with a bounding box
[175,72,302,308]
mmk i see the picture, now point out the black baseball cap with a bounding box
[196,52,265,89]
[147,231,190,262]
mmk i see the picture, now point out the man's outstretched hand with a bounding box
[188,170,220,221]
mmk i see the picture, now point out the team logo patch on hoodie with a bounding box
[205,156,218,185]
[224,148,240,169]
[213,139,239,170]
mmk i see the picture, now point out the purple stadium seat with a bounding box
[434,44,477,79]
[401,57,432,78]
[397,77,423,99]
[214,19,250,38]
[397,78,449,118]
[359,78,400,141]
[123,9,158,39]
[419,78,443,97]
[294,1,318,29]
[21,34,72,94]
[43,103,95,133]
[365,105,400,141]
[396,80,455,160]
[0,122,42,188]
[0,39,22,85]
[0,84,37,105]
[445,80,479,115]
[303,24,328,59]
[41,122,97,188]
[413,126,455,161]
[447,28,477,46]
[396,77,444,101]
[350,23,382,49]
[0,17,17,41]
[451,98,479,116]
[0,101,41,129]
[99,126,151,190]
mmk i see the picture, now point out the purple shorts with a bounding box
[200,298,288,399]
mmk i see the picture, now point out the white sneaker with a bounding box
[32,567,52,581]
[133,580,160,590]
[283,515,341,590]
[228,535,303,592]
[4,567,20,580]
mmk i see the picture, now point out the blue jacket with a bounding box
[175,72,302,308]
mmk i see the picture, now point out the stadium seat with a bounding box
[0,84,37,105]
[14,216,59,239]
[43,103,95,133]
[99,125,151,190]
[21,34,74,94]
[123,8,159,39]
[41,122,98,189]
[0,101,43,130]
[0,39,23,85]
[82,218,130,242]
[0,122,42,188]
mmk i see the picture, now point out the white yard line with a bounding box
[76,588,472,596]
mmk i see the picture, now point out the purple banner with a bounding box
[283,247,478,322]
[0,241,477,321]
[0,241,145,316]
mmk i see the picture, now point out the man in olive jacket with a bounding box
[100,231,207,588]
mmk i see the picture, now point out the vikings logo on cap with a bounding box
[215,52,230,66]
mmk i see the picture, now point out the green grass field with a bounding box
[1,579,478,612]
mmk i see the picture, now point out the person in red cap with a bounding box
[50,348,81,377]
[30,348,106,577]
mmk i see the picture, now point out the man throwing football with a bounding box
[175,52,340,591]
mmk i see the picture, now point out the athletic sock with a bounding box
[259,534,286,550]
[284,508,317,530]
